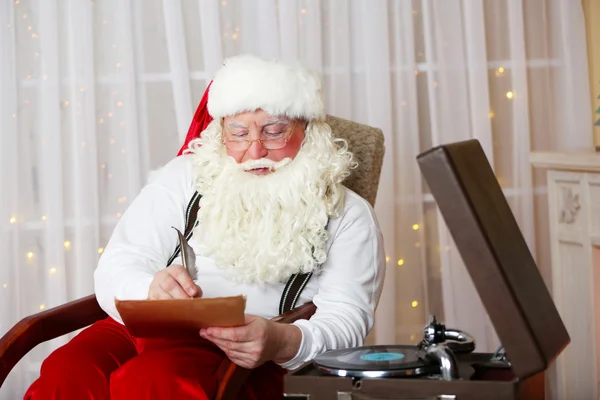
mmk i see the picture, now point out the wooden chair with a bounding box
[0,115,385,399]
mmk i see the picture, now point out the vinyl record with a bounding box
[313,345,439,378]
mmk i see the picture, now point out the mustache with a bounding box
[240,158,292,172]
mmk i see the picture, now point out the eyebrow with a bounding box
[227,121,248,129]
[260,119,290,127]
[227,119,291,129]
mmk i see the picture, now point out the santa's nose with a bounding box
[245,140,268,160]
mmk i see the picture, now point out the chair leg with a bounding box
[214,359,251,400]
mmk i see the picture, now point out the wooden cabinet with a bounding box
[531,151,600,400]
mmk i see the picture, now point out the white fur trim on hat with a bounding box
[207,55,326,121]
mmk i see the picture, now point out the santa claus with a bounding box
[25,54,386,400]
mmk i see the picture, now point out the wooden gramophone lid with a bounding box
[416,139,570,379]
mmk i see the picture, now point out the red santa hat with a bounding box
[177,54,325,156]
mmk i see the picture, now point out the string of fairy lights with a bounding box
[3,1,516,338]
[3,1,134,312]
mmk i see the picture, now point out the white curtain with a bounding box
[0,0,593,397]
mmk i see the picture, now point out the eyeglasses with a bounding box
[222,120,298,151]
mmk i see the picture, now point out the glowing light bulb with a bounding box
[49,267,56,274]
[39,304,45,310]
[9,216,16,224]
[385,256,390,262]
[412,224,420,230]
[64,241,71,249]
[2,283,7,288]
[41,215,47,221]
[397,259,404,266]
[411,300,419,308]
[506,91,514,99]
[27,252,34,259]
[489,111,495,118]
[98,247,104,254]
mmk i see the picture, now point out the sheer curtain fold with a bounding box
[66,0,100,300]
[358,0,397,344]
[0,0,594,397]
[162,0,194,143]
[556,0,593,151]
[462,0,494,160]
[38,0,68,309]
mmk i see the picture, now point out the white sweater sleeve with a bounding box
[94,156,192,324]
[278,193,386,370]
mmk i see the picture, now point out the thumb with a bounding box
[194,284,203,298]
[244,314,259,324]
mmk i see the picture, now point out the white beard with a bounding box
[188,119,354,284]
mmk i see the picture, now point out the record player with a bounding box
[284,139,570,400]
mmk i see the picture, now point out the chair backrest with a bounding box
[325,115,385,207]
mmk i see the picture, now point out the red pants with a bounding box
[24,317,285,399]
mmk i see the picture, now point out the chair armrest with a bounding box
[214,301,317,400]
[0,294,107,387]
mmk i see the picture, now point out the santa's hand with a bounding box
[148,264,202,299]
[200,315,302,369]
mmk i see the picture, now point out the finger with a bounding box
[225,349,260,369]
[168,265,198,297]
[159,275,189,299]
[150,289,172,300]
[206,326,250,342]
[204,338,248,361]
[194,284,203,298]
[215,344,257,368]
[204,336,257,355]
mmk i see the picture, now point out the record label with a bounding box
[360,352,405,361]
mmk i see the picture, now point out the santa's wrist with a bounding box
[272,322,302,364]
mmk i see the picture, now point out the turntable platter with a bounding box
[313,345,440,378]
